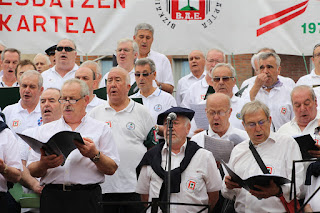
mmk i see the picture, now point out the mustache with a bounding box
[64,106,74,111]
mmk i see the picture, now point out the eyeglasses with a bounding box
[212,76,234,82]
[206,109,229,117]
[116,48,132,53]
[56,46,75,52]
[245,119,268,128]
[314,53,320,58]
[134,72,154,77]
[58,97,83,104]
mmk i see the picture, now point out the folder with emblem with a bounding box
[221,160,290,191]
[17,131,84,165]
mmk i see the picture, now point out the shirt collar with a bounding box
[17,99,41,113]
[162,139,188,155]
[105,98,135,113]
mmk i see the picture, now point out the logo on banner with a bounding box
[257,0,310,36]
[154,0,222,29]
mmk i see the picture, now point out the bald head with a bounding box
[107,67,131,106]
[188,50,205,78]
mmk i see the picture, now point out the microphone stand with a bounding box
[166,118,174,213]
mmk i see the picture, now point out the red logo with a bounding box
[105,121,111,127]
[187,180,196,190]
[257,0,310,36]
[12,120,19,127]
[267,166,273,174]
[171,0,205,20]
[281,107,287,115]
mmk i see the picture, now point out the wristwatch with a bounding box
[90,151,100,163]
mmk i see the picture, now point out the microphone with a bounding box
[167,112,177,121]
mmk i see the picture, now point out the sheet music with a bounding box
[190,103,209,130]
[204,135,234,163]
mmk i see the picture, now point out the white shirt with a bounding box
[191,125,248,148]
[136,141,222,213]
[86,95,107,113]
[42,64,78,90]
[221,132,304,213]
[130,87,177,124]
[240,75,295,91]
[305,176,320,211]
[3,100,42,138]
[296,69,320,86]
[230,95,247,130]
[0,128,23,192]
[27,115,120,185]
[243,85,294,131]
[89,99,154,193]
[99,67,136,88]
[175,71,206,106]
[147,49,174,87]
[0,76,19,87]
[180,78,210,109]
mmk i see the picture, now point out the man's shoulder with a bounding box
[177,73,192,84]
[3,102,20,114]
[149,49,166,59]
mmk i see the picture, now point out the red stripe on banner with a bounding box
[259,0,309,25]
[257,4,308,37]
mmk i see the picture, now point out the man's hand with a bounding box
[31,182,44,194]
[39,149,64,169]
[249,179,281,199]
[225,175,241,189]
[254,73,268,88]
[75,137,99,159]
[309,144,320,158]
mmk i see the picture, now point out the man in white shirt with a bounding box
[133,23,174,94]
[246,52,294,131]
[297,43,320,86]
[130,58,177,136]
[222,100,304,213]
[33,53,51,73]
[191,93,248,147]
[0,48,20,87]
[0,122,22,212]
[42,39,79,90]
[75,67,106,112]
[89,67,154,213]
[176,50,206,105]
[100,38,138,89]
[81,60,102,90]
[15,59,36,85]
[136,107,222,213]
[27,79,119,213]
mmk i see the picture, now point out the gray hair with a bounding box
[291,85,316,103]
[20,70,43,88]
[135,58,156,73]
[257,47,276,54]
[2,48,21,61]
[109,67,130,85]
[251,54,259,70]
[134,23,154,36]
[210,63,236,78]
[258,52,281,68]
[62,79,89,97]
[313,43,320,56]
[58,38,77,50]
[34,53,51,65]
[80,60,102,76]
[117,38,139,54]
[241,100,270,123]
[206,49,226,62]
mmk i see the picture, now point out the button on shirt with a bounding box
[175,71,206,106]
[42,64,78,90]
[89,99,154,193]
[191,125,248,148]
[221,132,304,213]
[27,115,120,185]
[296,69,320,87]
[0,128,23,192]
[136,140,222,213]
[130,87,177,124]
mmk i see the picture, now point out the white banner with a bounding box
[0,0,319,56]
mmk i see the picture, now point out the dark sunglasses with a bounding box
[134,72,154,77]
[212,76,234,82]
[56,46,75,52]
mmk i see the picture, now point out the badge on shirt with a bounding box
[38,117,43,126]
[236,112,241,120]
[105,121,112,128]
[266,166,273,174]
[12,120,20,127]
[186,179,197,192]
[154,104,162,112]
[126,122,135,130]
[200,94,205,100]
[280,107,287,115]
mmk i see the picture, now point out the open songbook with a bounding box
[221,160,291,191]
[17,131,84,165]
[204,135,234,163]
